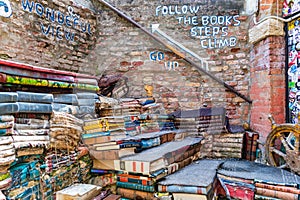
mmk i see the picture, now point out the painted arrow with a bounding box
[151,24,209,71]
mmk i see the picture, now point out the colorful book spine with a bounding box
[255,182,300,194]
[117,174,153,186]
[141,137,160,149]
[116,181,155,192]
[157,185,209,194]
[256,187,299,200]
[81,131,110,139]
[1,73,99,91]
[119,142,142,149]
[117,187,154,199]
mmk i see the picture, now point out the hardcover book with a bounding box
[116,137,203,175]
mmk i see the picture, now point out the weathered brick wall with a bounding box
[0,0,98,72]
[250,36,285,141]
[0,0,252,125]
[90,0,252,123]
[249,0,286,142]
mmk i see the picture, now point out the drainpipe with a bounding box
[98,0,252,104]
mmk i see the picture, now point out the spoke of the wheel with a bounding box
[280,136,292,151]
[293,133,300,153]
[278,163,287,169]
[270,146,286,158]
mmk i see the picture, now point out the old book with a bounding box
[0,103,19,114]
[56,183,101,200]
[18,102,53,113]
[172,192,213,200]
[242,131,259,161]
[254,194,281,200]
[103,194,121,200]
[17,91,53,103]
[117,187,156,200]
[116,181,155,192]
[158,160,223,195]
[256,187,299,200]
[93,141,142,151]
[0,92,18,102]
[54,94,79,105]
[0,115,14,122]
[117,173,154,186]
[82,133,126,145]
[220,178,255,200]
[89,148,136,160]
[255,182,300,194]
[116,137,203,175]
[92,159,118,170]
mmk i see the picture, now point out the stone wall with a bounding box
[90,0,252,123]
[0,0,98,72]
[0,0,252,125]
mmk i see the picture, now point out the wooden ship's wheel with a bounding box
[265,115,300,174]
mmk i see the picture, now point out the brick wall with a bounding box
[0,0,253,125]
[0,0,98,72]
[249,0,286,142]
[91,0,252,123]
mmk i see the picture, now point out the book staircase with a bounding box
[1,59,293,200]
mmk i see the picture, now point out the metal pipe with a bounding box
[98,0,252,104]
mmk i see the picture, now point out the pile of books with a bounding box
[216,159,300,200]
[82,117,127,147]
[0,133,14,192]
[76,92,99,120]
[50,111,83,151]
[7,158,42,199]
[53,93,79,115]
[157,159,224,200]
[113,98,141,116]
[170,107,229,136]
[201,132,244,159]
[12,92,53,157]
[115,137,203,199]
[95,96,119,117]
[39,149,92,199]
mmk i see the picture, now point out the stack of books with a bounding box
[113,98,141,116]
[156,114,176,131]
[39,148,92,200]
[124,115,140,136]
[49,111,83,151]
[52,93,79,115]
[254,173,300,199]
[173,117,198,135]
[170,107,244,159]
[138,114,160,134]
[115,137,203,199]
[201,132,244,159]
[216,159,300,200]
[170,107,229,136]
[8,158,42,199]
[12,91,53,157]
[82,117,127,147]
[0,135,14,191]
[95,96,119,117]
[157,159,224,200]
[76,92,99,120]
